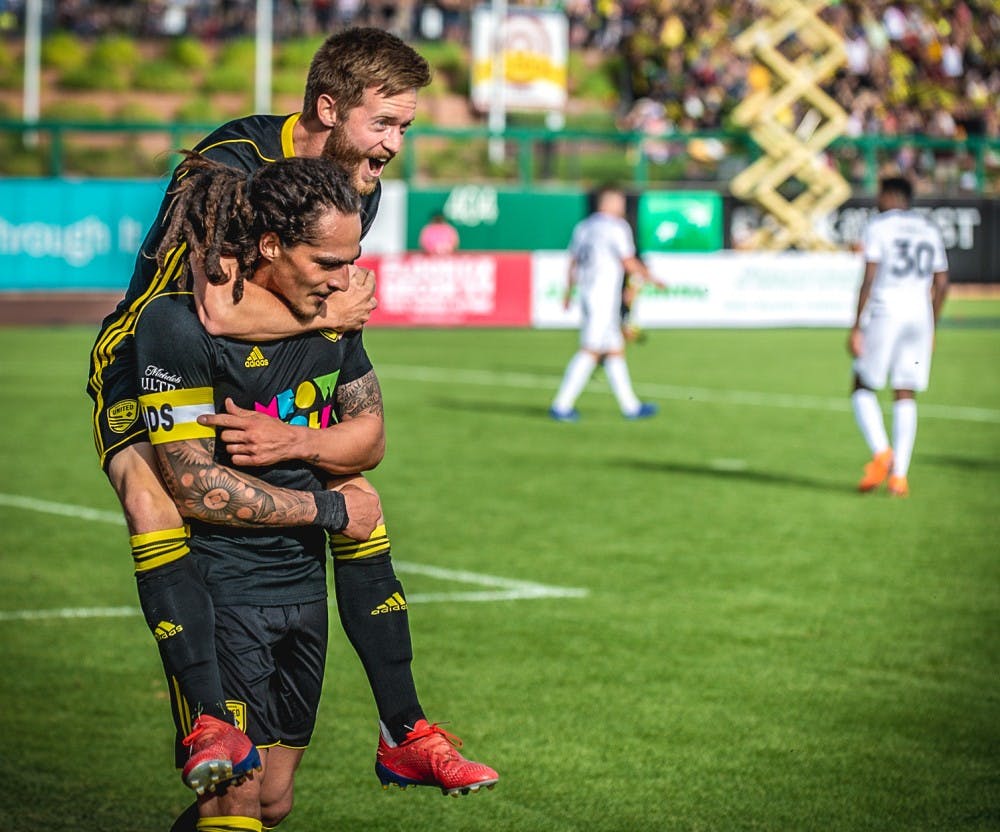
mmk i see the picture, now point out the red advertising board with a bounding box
[359,253,533,327]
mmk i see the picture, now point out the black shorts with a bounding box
[87,322,148,470]
[171,599,329,764]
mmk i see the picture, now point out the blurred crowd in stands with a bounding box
[2,0,997,190]
[602,0,998,191]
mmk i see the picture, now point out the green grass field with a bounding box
[1,308,998,831]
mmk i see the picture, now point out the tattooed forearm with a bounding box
[336,370,384,419]
[156,437,318,527]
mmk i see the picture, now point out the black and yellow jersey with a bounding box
[133,289,374,606]
[99,113,380,336]
[87,114,380,468]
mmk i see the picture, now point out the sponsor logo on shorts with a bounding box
[245,346,269,368]
[108,399,139,433]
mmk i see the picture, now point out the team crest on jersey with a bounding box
[319,329,341,343]
[107,399,138,433]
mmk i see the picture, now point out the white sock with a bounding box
[604,355,641,415]
[553,351,597,412]
[851,389,890,455]
[892,398,917,477]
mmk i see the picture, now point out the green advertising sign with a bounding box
[407,186,586,251]
[637,191,723,252]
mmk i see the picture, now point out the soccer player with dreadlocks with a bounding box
[87,28,496,804]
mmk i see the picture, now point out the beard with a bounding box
[322,122,379,196]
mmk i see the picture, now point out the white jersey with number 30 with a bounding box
[855,208,948,392]
[863,209,947,309]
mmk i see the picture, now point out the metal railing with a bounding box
[1,119,997,194]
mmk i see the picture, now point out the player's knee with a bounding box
[119,482,182,532]
[260,784,295,827]
[327,473,379,498]
[327,474,386,526]
[107,446,182,532]
[260,797,294,828]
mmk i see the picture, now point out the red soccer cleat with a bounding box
[375,719,499,796]
[181,714,261,795]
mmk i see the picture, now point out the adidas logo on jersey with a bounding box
[370,592,407,616]
[153,620,184,641]
[244,346,269,368]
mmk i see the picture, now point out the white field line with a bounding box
[0,493,587,621]
[376,363,1000,424]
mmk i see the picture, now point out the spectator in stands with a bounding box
[418,211,460,254]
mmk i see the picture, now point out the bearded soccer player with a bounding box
[849,176,949,497]
[138,154,383,832]
[87,27,497,798]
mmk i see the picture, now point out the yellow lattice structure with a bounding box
[730,0,851,250]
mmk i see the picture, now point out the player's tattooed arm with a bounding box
[155,437,320,527]
[195,371,384,472]
[336,370,384,419]
[287,369,385,473]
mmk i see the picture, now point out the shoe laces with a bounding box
[404,721,464,756]
[182,716,223,748]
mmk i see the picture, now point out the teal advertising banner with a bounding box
[407,185,586,252]
[0,178,167,291]
[637,190,723,252]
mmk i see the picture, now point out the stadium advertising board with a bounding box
[408,186,585,252]
[359,253,533,327]
[0,179,408,292]
[727,197,999,282]
[362,180,408,255]
[532,251,862,328]
[470,6,569,113]
[0,179,163,290]
[637,191,724,252]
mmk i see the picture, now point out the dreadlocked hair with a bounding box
[157,151,256,303]
[156,152,361,305]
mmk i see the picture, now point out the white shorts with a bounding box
[854,302,934,392]
[579,292,625,353]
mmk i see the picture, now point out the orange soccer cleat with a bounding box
[375,720,499,796]
[887,475,909,497]
[858,449,893,492]
[181,714,261,795]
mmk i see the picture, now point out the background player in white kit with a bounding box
[849,176,950,497]
[550,186,665,422]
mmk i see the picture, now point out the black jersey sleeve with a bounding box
[191,114,289,175]
[336,331,375,387]
[135,292,216,398]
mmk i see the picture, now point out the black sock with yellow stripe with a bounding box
[331,528,424,743]
[196,817,262,832]
[132,528,229,722]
